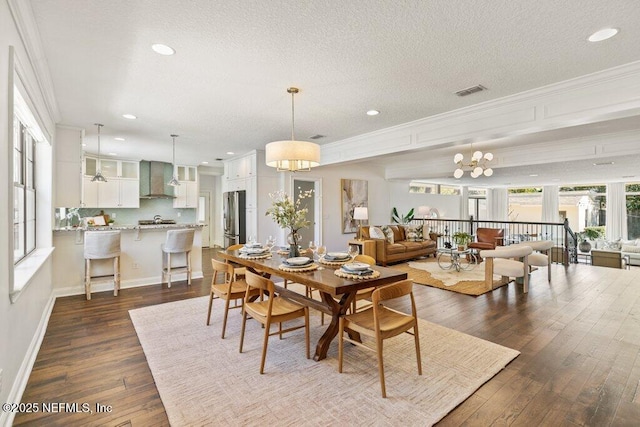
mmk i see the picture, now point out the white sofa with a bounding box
[621,239,640,266]
[595,238,640,266]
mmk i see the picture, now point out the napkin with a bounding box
[341,266,374,276]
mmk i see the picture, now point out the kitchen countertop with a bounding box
[53,223,204,232]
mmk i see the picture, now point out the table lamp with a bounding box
[353,207,369,240]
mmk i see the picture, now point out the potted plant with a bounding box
[391,207,414,224]
[452,231,472,251]
[578,227,603,253]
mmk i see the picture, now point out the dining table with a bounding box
[218,249,408,361]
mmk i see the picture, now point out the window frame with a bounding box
[13,119,37,264]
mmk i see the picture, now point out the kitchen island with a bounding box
[53,224,204,296]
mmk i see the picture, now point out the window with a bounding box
[439,185,460,195]
[626,183,640,239]
[13,117,37,263]
[468,187,487,219]
[409,181,437,194]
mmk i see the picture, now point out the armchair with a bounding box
[468,228,505,261]
[480,245,533,293]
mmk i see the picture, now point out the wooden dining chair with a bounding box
[351,254,377,313]
[239,270,310,374]
[208,259,259,339]
[226,243,246,281]
[338,279,422,398]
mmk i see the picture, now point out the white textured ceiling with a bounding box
[29,0,640,184]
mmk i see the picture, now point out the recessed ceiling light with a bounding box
[226,151,235,155]
[114,137,125,141]
[201,161,209,164]
[108,152,117,156]
[82,143,87,147]
[122,114,137,120]
[151,44,175,55]
[588,28,618,42]
[366,110,380,116]
[529,174,538,177]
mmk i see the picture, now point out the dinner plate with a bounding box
[285,256,311,265]
[241,247,267,254]
[327,252,349,258]
[341,262,371,271]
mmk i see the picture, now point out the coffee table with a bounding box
[437,248,477,272]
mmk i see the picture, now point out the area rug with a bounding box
[130,296,519,426]
[392,258,506,296]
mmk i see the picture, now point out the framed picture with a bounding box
[341,179,368,234]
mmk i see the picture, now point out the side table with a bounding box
[348,239,377,262]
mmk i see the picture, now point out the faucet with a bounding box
[154,215,162,224]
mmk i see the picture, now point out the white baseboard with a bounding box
[1,294,56,427]
[53,271,204,298]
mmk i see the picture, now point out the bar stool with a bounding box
[162,228,195,288]
[84,230,121,300]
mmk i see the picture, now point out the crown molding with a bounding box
[321,60,640,166]
[8,0,61,123]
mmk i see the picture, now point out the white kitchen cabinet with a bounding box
[82,156,139,208]
[245,208,257,240]
[81,176,99,207]
[173,165,198,208]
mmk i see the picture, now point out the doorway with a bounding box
[199,191,212,248]
[293,178,322,247]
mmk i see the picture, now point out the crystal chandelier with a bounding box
[453,145,493,179]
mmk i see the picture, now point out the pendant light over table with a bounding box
[265,87,320,172]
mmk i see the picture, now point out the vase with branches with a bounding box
[265,189,313,257]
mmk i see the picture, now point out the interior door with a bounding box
[199,191,211,248]
[293,179,318,248]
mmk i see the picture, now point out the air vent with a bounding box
[593,161,615,166]
[454,85,487,97]
[309,134,326,140]
[215,158,223,161]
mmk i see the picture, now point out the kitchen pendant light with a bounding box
[91,123,107,182]
[167,134,180,187]
[265,87,320,172]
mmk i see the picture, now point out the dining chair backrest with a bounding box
[245,270,275,296]
[354,254,376,266]
[84,230,121,259]
[372,279,414,306]
[211,258,235,279]
[164,229,195,253]
[227,243,244,251]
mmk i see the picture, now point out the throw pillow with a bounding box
[380,225,395,244]
[403,224,423,241]
[622,244,640,253]
[369,226,385,240]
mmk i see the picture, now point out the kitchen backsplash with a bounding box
[56,198,197,227]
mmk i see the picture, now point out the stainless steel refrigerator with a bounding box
[223,190,246,248]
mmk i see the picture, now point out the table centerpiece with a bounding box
[265,189,313,257]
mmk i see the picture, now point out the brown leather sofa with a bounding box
[468,228,505,261]
[360,225,437,266]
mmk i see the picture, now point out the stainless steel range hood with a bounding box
[139,160,176,199]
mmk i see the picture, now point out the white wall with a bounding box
[1,2,57,423]
[388,181,462,220]
[260,162,461,252]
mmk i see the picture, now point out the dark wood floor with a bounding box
[15,250,640,426]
